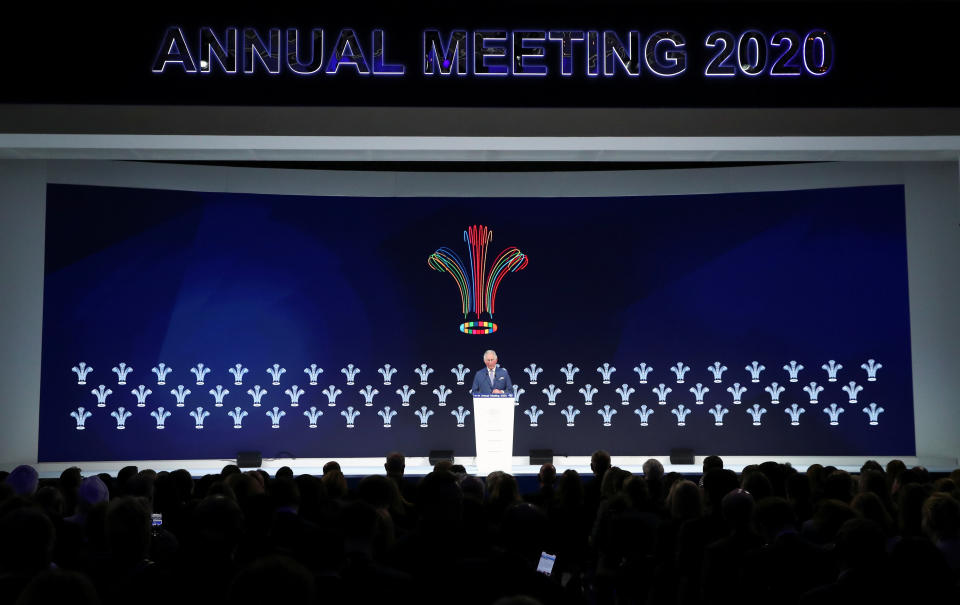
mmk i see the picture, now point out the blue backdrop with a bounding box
[38,183,915,461]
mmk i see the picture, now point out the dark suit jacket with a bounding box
[471,367,513,394]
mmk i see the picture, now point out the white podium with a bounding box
[472,393,515,475]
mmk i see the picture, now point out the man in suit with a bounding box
[471,349,513,394]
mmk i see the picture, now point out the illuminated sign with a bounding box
[428,225,528,335]
[153,27,833,79]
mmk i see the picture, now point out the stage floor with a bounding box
[32,455,957,479]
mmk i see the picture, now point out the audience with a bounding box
[1,455,958,605]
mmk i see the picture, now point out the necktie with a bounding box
[489,370,495,386]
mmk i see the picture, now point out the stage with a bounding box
[3,162,958,476]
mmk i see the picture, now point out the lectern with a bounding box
[472,392,515,475]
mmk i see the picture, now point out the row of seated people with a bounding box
[1,454,959,605]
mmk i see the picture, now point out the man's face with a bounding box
[484,355,497,370]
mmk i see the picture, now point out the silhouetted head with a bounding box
[35,486,64,517]
[758,461,786,497]
[221,464,241,477]
[170,469,194,501]
[538,464,556,487]
[96,473,115,498]
[703,469,739,513]
[622,475,651,511]
[835,518,886,570]
[0,507,55,573]
[591,450,611,477]
[59,466,83,492]
[433,460,454,474]
[885,459,907,483]
[823,470,854,503]
[192,495,244,557]
[58,467,83,516]
[742,471,773,502]
[754,497,796,541]
[124,475,155,503]
[205,479,236,502]
[852,492,893,534]
[270,478,301,511]
[246,470,265,491]
[933,477,957,494]
[557,469,583,508]
[667,479,702,521]
[702,455,724,474]
[116,465,139,494]
[321,470,347,500]
[858,470,888,499]
[5,465,39,496]
[417,470,463,525]
[922,492,960,541]
[225,472,262,502]
[77,476,109,512]
[642,458,664,482]
[460,475,485,503]
[811,499,858,543]
[721,488,755,530]
[357,474,397,510]
[293,474,324,512]
[385,452,405,476]
[898,467,929,489]
[600,467,630,499]
[490,473,521,507]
